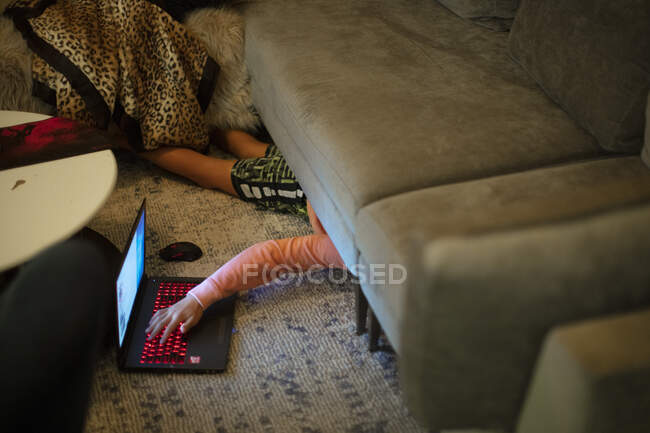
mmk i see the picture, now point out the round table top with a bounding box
[0,111,118,271]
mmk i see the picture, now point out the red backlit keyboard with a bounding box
[140,281,198,365]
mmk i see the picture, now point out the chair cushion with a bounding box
[509,0,650,153]
[438,0,520,31]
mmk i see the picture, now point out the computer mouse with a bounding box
[159,242,203,262]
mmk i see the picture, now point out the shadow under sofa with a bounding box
[240,0,650,431]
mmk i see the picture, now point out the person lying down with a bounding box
[6,0,347,343]
[5,0,300,208]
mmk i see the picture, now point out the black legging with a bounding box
[0,239,112,433]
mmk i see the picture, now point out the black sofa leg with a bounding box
[355,284,368,335]
[368,309,380,352]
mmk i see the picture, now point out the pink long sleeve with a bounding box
[189,233,345,309]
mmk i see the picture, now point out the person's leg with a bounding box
[140,147,238,195]
[139,131,300,213]
[212,129,269,159]
[230,144,308,219]
[0,239,112,433]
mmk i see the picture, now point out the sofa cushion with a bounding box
[438,0,520,31]
[355,156,650,351]
[357,156,650,271]
[516,309,650,433]
[509,0,650,153]
[244,0,603,244]
[402,203,650,431]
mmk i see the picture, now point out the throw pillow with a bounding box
[438,0,521,31]
[509,0,650,153]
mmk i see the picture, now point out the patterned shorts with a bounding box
[230,145,308,218]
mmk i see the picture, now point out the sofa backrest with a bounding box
[509,0,650,154]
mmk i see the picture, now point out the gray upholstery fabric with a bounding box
[249,76,359,269]
[438,0,520,31]
[509,0,650,153]
[356,156,650,283]
[517,310,650,433]
[401,203,650,431]
[641,92,650,168]
[357,254,406,352]
[243,0,603,242]
[516,309,650,433]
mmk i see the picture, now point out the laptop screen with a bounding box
[116,203,145,347]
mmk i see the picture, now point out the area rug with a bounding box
[83,149,426,433]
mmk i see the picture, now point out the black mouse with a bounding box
[159,242,203,262]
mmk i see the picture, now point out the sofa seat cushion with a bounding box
[243,0,603,240]
[357,155,650,269]
[355,156,650,348]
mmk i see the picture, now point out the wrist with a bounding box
[188,276,223,308]
[187,292,205,310]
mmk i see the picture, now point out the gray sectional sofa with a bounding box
[240,0,650,431]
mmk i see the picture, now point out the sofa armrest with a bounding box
[516,308,650,433]
[400,203,650,432]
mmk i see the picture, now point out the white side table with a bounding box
[0,111,117,271]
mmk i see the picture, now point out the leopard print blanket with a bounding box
[5,0,218,151]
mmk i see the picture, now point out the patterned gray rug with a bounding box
[84,149,425,433]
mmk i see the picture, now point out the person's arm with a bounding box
[146,233,345,343]
[307,201,327,236]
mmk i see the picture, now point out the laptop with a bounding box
[115,199,235,372]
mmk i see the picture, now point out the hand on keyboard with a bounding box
[146,295,203,344]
